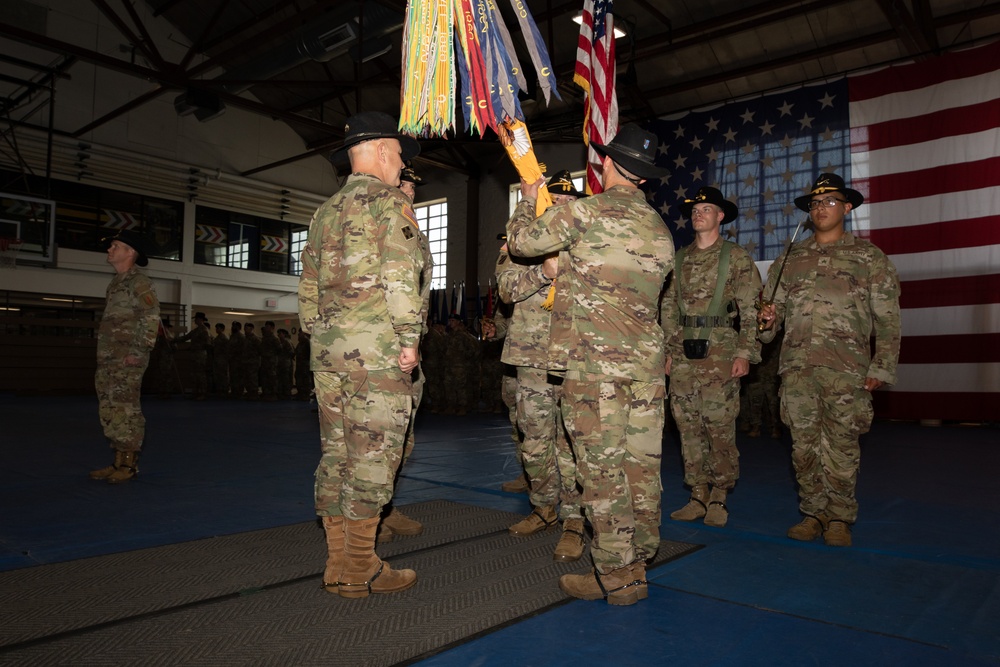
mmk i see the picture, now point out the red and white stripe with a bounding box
[849,39,1000,420]
[574,0,618,195]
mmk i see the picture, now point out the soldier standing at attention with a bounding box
[243,322,261,400]
[259,320,280,401]
[758,173,901,547]
[378,163,432,543]
[228,321,245,399]
[508,124,674,605]
[298,111,424,598]
[664,187,761,528]
[89,230,160,484]
[175,312,211,400]
[212,322,229,398]
[294,329,312,400]
[276,328,294,400]
[500,170,587,563]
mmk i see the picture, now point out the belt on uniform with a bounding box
[680,315,732,328]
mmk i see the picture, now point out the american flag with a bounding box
[645,78,850,262]
[644,39,1000,421]
[574,0,618,195]
[849,39,1000,421]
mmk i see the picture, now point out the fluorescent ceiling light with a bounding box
[0,306,21,311]
[224,310,255,316]
[43,297,83,303]
[572,13,627,39]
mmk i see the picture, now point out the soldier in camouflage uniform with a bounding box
[212,322,229,398]
[422,321,448,413]
[484,298,527,493]
[175,312,211,400]
[298,111,423,598]
[758,173,900,547]
[276,328,294,400]
[379,163,433,543]
[243,322,261,400]
[500,171,588,562]
[745,330,783,439]
[507,124,674,605]
[152,317,180,398]
[89,230,160,484]
[259,321,280,401]
[663,187,761,528]
[228,321,245,399]
[444,315,480,415]
[294,329,313,400]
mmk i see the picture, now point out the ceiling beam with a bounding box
[71,86,170,137]
[875,0,938,58]
[645,30,897,101]
[117,0,169,69]
[178,0,233,70]
[0,21,345,135]
[89,0,167,70]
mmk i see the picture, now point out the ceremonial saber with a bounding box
[757,218,807,332]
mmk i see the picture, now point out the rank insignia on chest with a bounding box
[401,225,415,240]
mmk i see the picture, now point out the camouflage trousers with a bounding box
[515,367,582,520]
[562,377,664,573]
[295,366,314,399]
[95,357,148,452]
[277,361,292,399]
[244,361,260,398]
[314,369,412,520]
[401,363,425,464]
[212,359,229,397]
[746,377,780,431]
[260,358,277,399]
[502,371,518,442]
[780,366,873,523]
[669,356,741,489]
[229,360,244,397]
[191,351,208,397]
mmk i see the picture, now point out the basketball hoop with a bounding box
[0,238,24,270]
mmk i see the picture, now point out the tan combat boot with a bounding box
[501,476,530,493]
[559,564,645,606]
[787,514,827,541]
[669,484,709,521]
[823,519,852,547]
[704,487,729,527]
[89,450,124,480]
[553,518,586,562]
[382,507,423,536]
[106,451,139,484]
[321,515,345,593]
[338,516,417,599]
[632,561,649,600]
[509,505,558,536]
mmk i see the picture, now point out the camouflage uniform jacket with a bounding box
[177,323,210,350]
[495,244,552,369]
[244,332,261,362]
[760,232,900,384]
[416,224,433,336]
[662,236,762,364]
[260,329,280,360]
[298,173,424,372]
[228,330,244,362]
[213,332,228,358]
[97,266,159,361]
[506,187,674,383]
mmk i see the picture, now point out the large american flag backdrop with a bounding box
[644,39,1000,421]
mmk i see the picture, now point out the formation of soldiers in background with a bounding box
[146,307,780,429]
[144,310,522,416]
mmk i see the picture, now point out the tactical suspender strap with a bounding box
[675,242,733,340]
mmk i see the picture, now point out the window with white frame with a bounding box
[414,199,447,290]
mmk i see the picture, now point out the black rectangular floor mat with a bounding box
[0,500,701,666]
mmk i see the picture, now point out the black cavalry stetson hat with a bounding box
[329,111,420,166]
[546,170,586,198]
[679,186,739,225]
[591,124,670,180]
[399,164,423,186]
[102,230,151,267]
[794,172,864,212]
